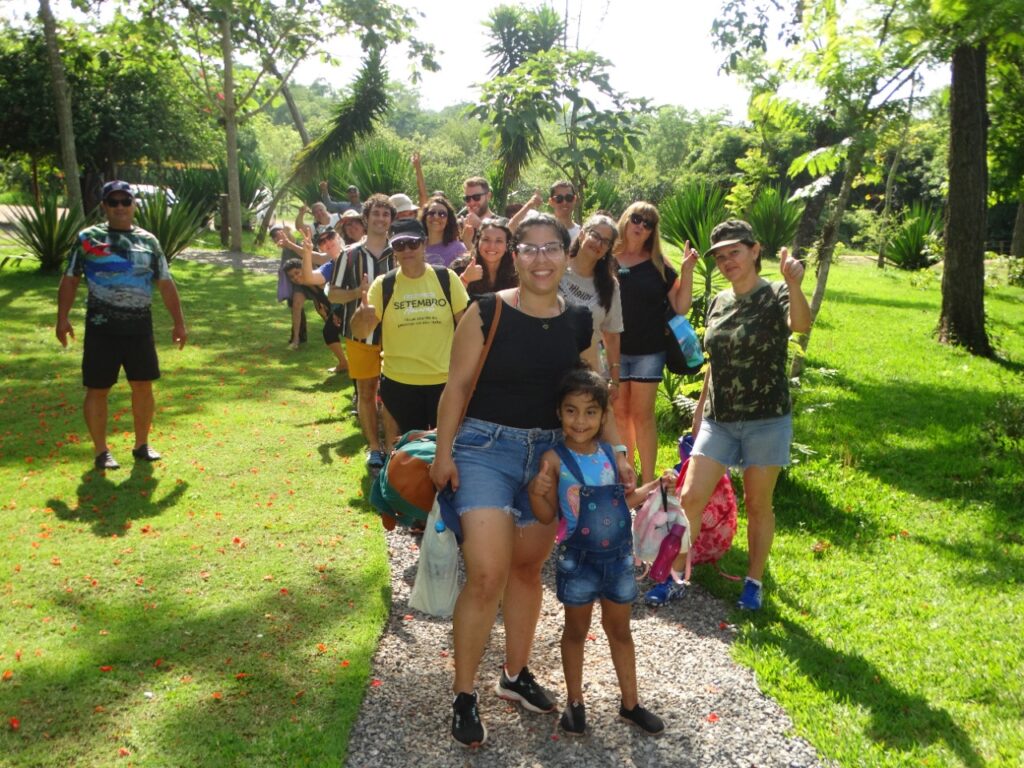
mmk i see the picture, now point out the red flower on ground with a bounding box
[9,716,20,730]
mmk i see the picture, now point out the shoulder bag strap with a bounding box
[457,294,502,424]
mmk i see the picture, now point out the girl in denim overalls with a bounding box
[530,367,675,736]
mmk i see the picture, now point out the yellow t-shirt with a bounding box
[368,267,470,385]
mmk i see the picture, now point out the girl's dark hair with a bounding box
[556,364,609,413]
[418,195,459,245]
[512,212,570,253]
[567,213,618,312]
[453,217,517,295]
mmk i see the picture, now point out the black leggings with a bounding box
[379,376,445,434]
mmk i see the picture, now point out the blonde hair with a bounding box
[614,201,667,282]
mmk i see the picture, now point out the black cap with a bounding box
[388,218,425,246]
[101,180,132,200]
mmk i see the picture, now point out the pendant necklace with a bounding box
[513,288,551,330]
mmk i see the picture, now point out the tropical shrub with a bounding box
[134,189,206,262]
[659,182,729,320]
[585,177,626,218]
[6,195,88,272]
[347,139,413,197]
[164,166,221,222]
[746,186,805,261]
[887,202,942,270]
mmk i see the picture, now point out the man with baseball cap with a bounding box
[56,180,187,470]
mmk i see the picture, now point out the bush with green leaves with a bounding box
[134,189,206,263]
[163,167,221,223]
[746,186,805,261]
[659,182,728,320]
[887,202,943,270]
[6,195,88,272]
[347,139,413,198]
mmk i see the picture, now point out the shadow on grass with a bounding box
[825,288,936,312]
[47,462,188,537]
[751,594,985,768]
[1,554,388,767]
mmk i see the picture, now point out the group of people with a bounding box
[57,174,810,750]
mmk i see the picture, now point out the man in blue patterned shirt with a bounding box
[56,180,187,471]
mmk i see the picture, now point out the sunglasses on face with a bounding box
[105,197,133,208]
[516,242,565,259]
[391,238,424,252]
[425,209,448,218]
[551,193,576,204]
[629,213,656,230]
[463,192,487,203]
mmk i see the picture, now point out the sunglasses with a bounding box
[551,193,576,204]
[425,209,448,218]
[629,213,656,230]
[104,197,133,207]
[391,238,424,252]
[463,192,487,203]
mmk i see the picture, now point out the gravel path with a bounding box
[175,248,828,767]
[345,527,828,768]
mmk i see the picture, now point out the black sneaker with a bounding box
[619,703,665,735]
[494,666,556,713]
[131,444,162,462]
[451,691,486,748]
[559,701,586,736]
[94,450,120,471]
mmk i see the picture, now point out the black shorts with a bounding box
[82,331,160,389]
[379,376,445,434]
[322,312,343,345]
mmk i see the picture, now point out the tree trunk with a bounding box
[280,80,310,146]
[790,141,867,378]
[1010,199,1024,259]
[938,44,992,356]
[220,10,244,252]
[877,87,915,268]
[38,0,83,219]
[791,188,828,263]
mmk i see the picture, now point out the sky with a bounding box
[294,0,756,117]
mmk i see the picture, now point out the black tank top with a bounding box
[466,293,593,429]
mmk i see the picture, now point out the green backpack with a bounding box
[369,429,439,529]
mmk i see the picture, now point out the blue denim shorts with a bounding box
[555,544,638,606]
[620,351,665,383]
[450,418,561,527]
[692,413,793,469]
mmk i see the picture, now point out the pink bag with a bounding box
[676,458,739,579]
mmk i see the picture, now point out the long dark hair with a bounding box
[418,195,459,245]
[567,213,618,312]
[452,217,517,295]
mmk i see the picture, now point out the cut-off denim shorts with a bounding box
[449,417,561,527]
[555,543,638,606]
[692,412,793,469]
[619,351,666,383]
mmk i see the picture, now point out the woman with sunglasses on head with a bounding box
[449,217,518,301]
[560,214,623,396]
[644,220,811,611]
[430,213,636,749]
[419,195,467,268]
[613,202,697,484]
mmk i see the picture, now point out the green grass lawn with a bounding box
[0,259,386,766]
[1,252,1022,767]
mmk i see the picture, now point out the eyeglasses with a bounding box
[463,192,487,203]
[516,242,564,259]
[391,238,424,252]
[551,193,576,204]
[104,197,133,207]
[425,209,448,218]
[585,229,612,248]
[629,213,655,230]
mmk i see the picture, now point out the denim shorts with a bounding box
[620,351,665,383]
[450,418,561,527]
[692,413,793,469]
[555,544,638,606]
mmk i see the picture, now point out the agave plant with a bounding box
[6,195,89,272]
[164,166,221,223]
[887,203,943,270]
[134,189,206,263]
[746,186,805,262]
[659,182,729,320]
[347,139,413,197]
[585,177,625,218]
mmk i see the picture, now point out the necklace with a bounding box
[513,288,562,330]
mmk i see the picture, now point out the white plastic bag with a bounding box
[408,502,460,618]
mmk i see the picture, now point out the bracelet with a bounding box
[612,444,627,455]
[609,362,621,368]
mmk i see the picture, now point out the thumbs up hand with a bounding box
[530,458,557,497]
[780,247,805,285]
[462,254,483,284]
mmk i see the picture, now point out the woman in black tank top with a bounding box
[430,215,637,747]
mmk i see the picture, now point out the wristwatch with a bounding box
[612,444,628,455]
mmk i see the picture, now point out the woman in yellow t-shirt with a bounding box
[350,219,469,436]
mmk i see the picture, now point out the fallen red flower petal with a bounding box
[211,691,223,700]
[707,712,719,723]
[99,666,113,672]
[234,672,249,680]
[118,747,130,757]
[316,643,327,653]
[9,716,20,730]
[279,588,289,595]
[340,660,350,668]
[1,669,12,681]
[370,679,382,687]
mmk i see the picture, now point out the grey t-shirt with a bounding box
[560,269,624,352]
